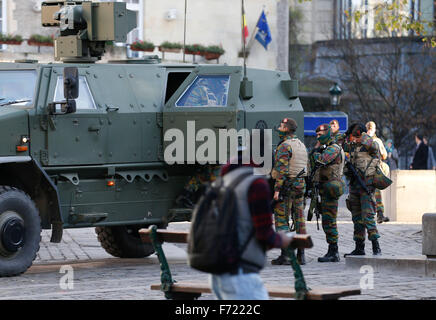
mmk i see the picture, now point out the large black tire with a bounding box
[95,225,155,258]
[0,186,41,277]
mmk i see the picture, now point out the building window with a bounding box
[335,0,354,39]
[0,0,6,50]
[434,0,436,28]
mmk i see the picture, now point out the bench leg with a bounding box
[149,225,176,299]
[149,225,201,300]
[285,247,309,300]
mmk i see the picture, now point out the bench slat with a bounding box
[139,229,188,244]
[139,229,313,249]
[150,282,360,300]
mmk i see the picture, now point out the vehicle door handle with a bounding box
[88,125,101,132]
[106,105,119,112]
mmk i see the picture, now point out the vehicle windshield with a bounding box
[176,75,230,107]
[0,70,37,107]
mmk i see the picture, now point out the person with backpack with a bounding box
[343,123,382,257]
[270,118,308,265]
[187,130,293,300]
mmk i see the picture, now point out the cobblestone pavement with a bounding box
[0,197,434,300]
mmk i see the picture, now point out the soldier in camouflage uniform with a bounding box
[310,124,345,263]
[343,123,382,256]
[271,118,308,265]
[175,164,222,208]
[366,121,390,224]
[329,119,346,146]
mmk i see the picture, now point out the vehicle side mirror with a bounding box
[47,67,78,115]
[64,67,79,100]
[48,100,76,115]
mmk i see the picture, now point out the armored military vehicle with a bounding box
[0,0,304,276]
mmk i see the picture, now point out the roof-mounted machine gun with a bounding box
[41,1,137,62]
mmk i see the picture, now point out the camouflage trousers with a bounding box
[347,183,380,242]
[320,193,339,245]
[274,189,307,235]
[185,165,222,194]
[375,189,384,214]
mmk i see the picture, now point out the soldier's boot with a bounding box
[175,190,194,209]
[271,249,291,265]
[297,249,306,265]
[377,211,390,224]
[344,240,365,257]
[318,243,340,262]
[372,239,382,255]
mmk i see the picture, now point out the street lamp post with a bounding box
[329,83,342,107]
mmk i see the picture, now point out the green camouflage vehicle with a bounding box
[0,0,304,276]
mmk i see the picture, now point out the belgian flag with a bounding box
[242,1,249,43]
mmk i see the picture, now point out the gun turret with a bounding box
[42,1,137,62]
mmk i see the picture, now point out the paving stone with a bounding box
[2,200,435,300]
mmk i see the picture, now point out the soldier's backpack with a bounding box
[187,166,255,274]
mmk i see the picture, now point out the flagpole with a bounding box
[247,11,262,50]
[241,0,247,79]
[183,0,187,63]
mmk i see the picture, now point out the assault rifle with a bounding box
[305,160,323,230]
[344,160,371,196]
[305,145,327,230]
[271,168,306,231]
[344,159,380,212]
[306,183,321,230]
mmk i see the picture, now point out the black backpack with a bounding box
[187,167,254,274]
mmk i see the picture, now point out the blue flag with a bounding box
[255,10,272,50]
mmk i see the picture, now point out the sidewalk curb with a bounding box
[345,255,436,278]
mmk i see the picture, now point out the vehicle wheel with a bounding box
[0,186,41,277]
[95,225,157,258]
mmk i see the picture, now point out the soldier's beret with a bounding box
[281,118,298,131]
[316,124,330,133]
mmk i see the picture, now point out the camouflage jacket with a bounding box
[343,132,381,178]
[331,131,346,146]
[343,132,380,157]
[311,140,343,181]
[273,133,306,193]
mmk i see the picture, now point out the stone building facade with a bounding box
[0,0,290,71]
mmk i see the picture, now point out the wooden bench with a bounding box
[149,282,361,300]
[139,225,361,300]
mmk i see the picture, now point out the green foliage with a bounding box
[347,0,435,47]
[185,44,207,53]
[159,41,183,49]
[130,40,155,50]
[205,45,225,54]
[29,34,54,44]
[0,34,23,42]
[289,6,304,45]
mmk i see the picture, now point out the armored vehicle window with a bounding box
[175,75,230,107]
[0,70,37,106]
[54,76,96,110]
[165,72,190,104]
